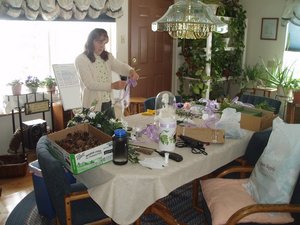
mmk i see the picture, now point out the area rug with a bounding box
[6,181,207,225]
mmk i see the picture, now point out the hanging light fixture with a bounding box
[152,0,228,39]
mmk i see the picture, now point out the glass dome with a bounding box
[154,91,176,122]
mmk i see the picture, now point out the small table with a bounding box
[129,97,146,114]
[286,102,300,123]
[245,86,277,97]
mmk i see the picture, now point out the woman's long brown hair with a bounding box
[84,28,109,62]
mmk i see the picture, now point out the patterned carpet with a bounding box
[6,181,208,225]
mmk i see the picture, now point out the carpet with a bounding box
[6,181,208,225]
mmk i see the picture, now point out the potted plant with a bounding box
[41,76,57,93]
[241,64,265,89]
[261,59,297,98]
[25,76,40,93]
[7,79,23,95]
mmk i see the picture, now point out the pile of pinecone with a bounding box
[55,131,102,154]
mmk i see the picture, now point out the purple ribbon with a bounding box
[198,98,220,115]
[116,78,137,107]
[142,124,159,143]
[231,96,255,108]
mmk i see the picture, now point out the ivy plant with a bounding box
[176,0,246,100]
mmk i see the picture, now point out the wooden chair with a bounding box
[36,136,111,225]
[195,126,300,225]
[199,167,300,225]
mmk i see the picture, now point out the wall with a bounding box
[116,1,129,63]
[241,0,288,66]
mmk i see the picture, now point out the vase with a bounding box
[28,87,38,93]
[46,86,56,94]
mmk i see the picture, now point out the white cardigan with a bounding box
[75,52,133,111]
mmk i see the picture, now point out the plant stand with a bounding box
[7,92,54,154]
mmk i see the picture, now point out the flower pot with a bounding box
[28,87,38,93]
[11,84,22,95]
[46,86,56,93]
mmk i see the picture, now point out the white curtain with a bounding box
[0,0,124,20]
[282,0,300,26]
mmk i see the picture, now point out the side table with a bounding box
[286,102,300,123]
[245,86,277,97]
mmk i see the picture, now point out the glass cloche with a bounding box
[154,91,176,123]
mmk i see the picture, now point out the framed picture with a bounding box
[260,18,279,40]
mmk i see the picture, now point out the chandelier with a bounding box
[151,0,228,39]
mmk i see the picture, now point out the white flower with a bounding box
[88,112,96,119]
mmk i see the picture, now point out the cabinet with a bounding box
[286,102,300,123]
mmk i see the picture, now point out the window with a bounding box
[284,22,300,79]
[0,20,116,113]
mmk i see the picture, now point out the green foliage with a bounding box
[176,0,246,100]
[41,76,56,88]
[243,64,265,81]
[261,58,299,89]
[7,79,23,86]
[67,101,125,136]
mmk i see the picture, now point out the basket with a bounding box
[0,154,28,178]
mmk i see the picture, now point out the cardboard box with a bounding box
[47,123,113,174]
[238,108,276,131]
[176,126,225,144]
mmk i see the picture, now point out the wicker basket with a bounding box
[0,154,28,178]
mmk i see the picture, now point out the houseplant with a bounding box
[7,79,23,95]
[261,59,299,98]
[25,76,40,93]
[176,0,246,100]
[241,63,265,89]
[41,76,57,93]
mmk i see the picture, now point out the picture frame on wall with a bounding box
[260,18,279,40]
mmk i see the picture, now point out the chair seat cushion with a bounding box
[201,178,293,225]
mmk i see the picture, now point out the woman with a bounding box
[75,28,139,117]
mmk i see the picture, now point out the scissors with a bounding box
[176,135,208,155]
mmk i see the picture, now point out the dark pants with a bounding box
[101,101,115,119]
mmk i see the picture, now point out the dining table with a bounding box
[75,113,253,225]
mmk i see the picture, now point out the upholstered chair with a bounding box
[36,136,111,225]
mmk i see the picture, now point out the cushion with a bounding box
[201,178,294,225]
[245,117,300,204]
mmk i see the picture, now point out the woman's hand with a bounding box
[129,69,139,81]
[111,80,127,90]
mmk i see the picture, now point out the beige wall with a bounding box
[241,0,288,66]
[116,1,129,63]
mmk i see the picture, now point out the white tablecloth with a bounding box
[75,114,253,225]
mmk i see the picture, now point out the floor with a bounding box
[0,152,36,225]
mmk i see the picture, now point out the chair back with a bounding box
[144,95,182,111]
[240,94,281,114]
[244,129,272,167]
[36,135,71,225]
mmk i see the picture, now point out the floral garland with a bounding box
[67,101,126,136]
